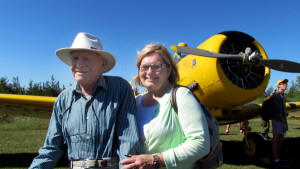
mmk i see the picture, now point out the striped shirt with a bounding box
[29,76,140,169]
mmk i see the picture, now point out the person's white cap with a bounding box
[56,32,116,73]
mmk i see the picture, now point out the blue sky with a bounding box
[0,0,299,91]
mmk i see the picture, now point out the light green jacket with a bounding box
[138,87,210,169]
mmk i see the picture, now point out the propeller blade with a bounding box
[170,45,300,73]
[170,46,244,60]
[260,59,300,73]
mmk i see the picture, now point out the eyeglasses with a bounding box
[139,63,166,72]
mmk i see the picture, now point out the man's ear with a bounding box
[102,58,108,68]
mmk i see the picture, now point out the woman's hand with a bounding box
[120,154,154,169]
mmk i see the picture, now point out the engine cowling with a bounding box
[176,31,270,110]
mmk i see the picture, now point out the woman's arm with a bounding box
[163,87,210,168]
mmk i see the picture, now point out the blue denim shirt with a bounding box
[29,76,140,169]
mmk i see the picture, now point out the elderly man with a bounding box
[29,32,140,169]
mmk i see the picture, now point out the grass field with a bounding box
[1,111,300,169]
[218,110,300,169]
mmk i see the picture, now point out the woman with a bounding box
[121,44,210,169]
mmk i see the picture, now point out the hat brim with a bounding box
[56,48,116,73]
[282,79,288,84]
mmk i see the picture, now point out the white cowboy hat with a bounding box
[56,32,116,73]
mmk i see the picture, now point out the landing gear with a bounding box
[242,120,265,157]
[243,132,265,157]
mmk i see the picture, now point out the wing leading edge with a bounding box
[0,94,55,119]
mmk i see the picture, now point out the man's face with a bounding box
[278,83,287,91]
[71,50,107,87]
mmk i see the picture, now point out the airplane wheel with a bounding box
[243,132,265,157]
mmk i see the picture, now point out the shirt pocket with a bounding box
[69,132,91,143]
[66,120,87,143]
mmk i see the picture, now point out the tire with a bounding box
[243,132,265,157]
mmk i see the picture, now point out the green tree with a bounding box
[11,77,25,94]
[49,75,62,96]
[296,76,300,91]
[0,77,11,93]
[26,79,34,95]
[286,80,296,99]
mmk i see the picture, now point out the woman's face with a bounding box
[139,52,171,92]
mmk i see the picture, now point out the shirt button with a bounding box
[86,117,89,120]
[87,136,90,140]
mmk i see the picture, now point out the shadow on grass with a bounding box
[222,137,300,169]
[0,138,300,168]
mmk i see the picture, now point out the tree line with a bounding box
[0,75,300,102]
[0,75,66,97]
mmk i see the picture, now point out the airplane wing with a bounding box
[212,103,261,125]
[215,102,300,125]
[286,102,300,120]
[0,93,55,119]
[0,82,138,118]
[2,93,299,124]
[286,102,300,110]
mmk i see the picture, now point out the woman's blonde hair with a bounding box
[134,43,179,86]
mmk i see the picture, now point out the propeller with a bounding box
[170,45,300,73]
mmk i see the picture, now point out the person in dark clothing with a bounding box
[261,91,275,140]
[271,79,289,168]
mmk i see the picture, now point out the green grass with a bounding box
[0,116,49,154]
[0,116,68,169]
[1,111,300,168]
[219,110,300,140]
[219,110,300,169]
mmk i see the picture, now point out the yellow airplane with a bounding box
[170,30,300,156]
[0,31,300,157]
[170,31,300,124]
